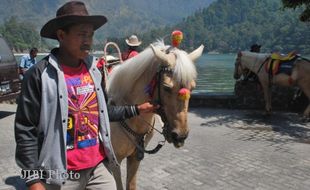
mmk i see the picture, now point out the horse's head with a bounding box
[233,51,246,80]
[150,44,204,148]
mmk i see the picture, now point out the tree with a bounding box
[0,17,43,52]
[282,0,310,22]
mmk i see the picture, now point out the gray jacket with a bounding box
[15,49,138,186]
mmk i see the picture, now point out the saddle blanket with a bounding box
[265,52,298,75]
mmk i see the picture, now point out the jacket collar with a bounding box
[48,48,94,71]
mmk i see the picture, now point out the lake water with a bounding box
[16,52,310,94]
[15,53,237,93]
[195,54,235,93]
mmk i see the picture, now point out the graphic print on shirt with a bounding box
[64,69,99,151]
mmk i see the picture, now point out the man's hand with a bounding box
[137,102,160,114]
[19,68,27,75]
[28,182,46,190]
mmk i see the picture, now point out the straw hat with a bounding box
[125,35,142,47]
[40,1,107,40]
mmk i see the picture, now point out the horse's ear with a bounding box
[150,44,172,66]
[189,45,204,62]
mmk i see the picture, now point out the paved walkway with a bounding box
[0,104,309,190]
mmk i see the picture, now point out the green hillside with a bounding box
[1,0,309,54]
[0,0,214,38]
[141,0,310,54]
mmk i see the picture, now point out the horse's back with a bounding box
[295,57,310,74]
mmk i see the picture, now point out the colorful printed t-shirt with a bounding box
[62,62,105,171]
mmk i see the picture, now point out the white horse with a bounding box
[107,41,204,190]
[234,51,310,117]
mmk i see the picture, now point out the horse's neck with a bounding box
[124,68,157,103]
[124,69,160,133]
[243,53,269,73]
[127,78,151,103]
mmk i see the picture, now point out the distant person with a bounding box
[121,34,142,61]
[250,44,261,53]
[246,44,261,81]
[19,47,38,80]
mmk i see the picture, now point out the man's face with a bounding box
[30,51,37,59]
[59,23,94,59]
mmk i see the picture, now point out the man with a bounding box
[14,1,158,190]
[19,47,38,80]
[121,34,142,61]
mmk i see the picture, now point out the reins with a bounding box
[256,57,269,74]
[118,65,173,161]
[119,119,165,161]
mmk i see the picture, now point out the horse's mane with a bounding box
[107,43,158,102]
[172,48,197,86]
[107,40,197,102]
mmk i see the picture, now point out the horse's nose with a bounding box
[171,132,188,143]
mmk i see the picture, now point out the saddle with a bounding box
[265,51,298,75]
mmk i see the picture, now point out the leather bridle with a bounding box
[119,65,174,160]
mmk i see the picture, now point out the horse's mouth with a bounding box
[163,124,187,148]
[165,132,186,148]
[165,137,185,148]
[173,141,185,148]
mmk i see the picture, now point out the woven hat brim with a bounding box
[125,39,142,46]
[40,15,107,40]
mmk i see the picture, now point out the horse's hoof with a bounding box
[301,116,310,123]
[263,111,272,117]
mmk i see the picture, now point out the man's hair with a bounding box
[30,47,38,54]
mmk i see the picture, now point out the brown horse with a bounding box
[234,51,310,117]
[107,41,204,190]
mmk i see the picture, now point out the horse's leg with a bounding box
[125,131,154,190]
[126,152,141,190]
[303,104,310,118]
[297,83,310,118]
[110,164,124,190]
[294,63,310,118]
[261,81,272,114]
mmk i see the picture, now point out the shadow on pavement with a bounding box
[5,176,26,190]
[0,111,15,119]
[191,108,310,144]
